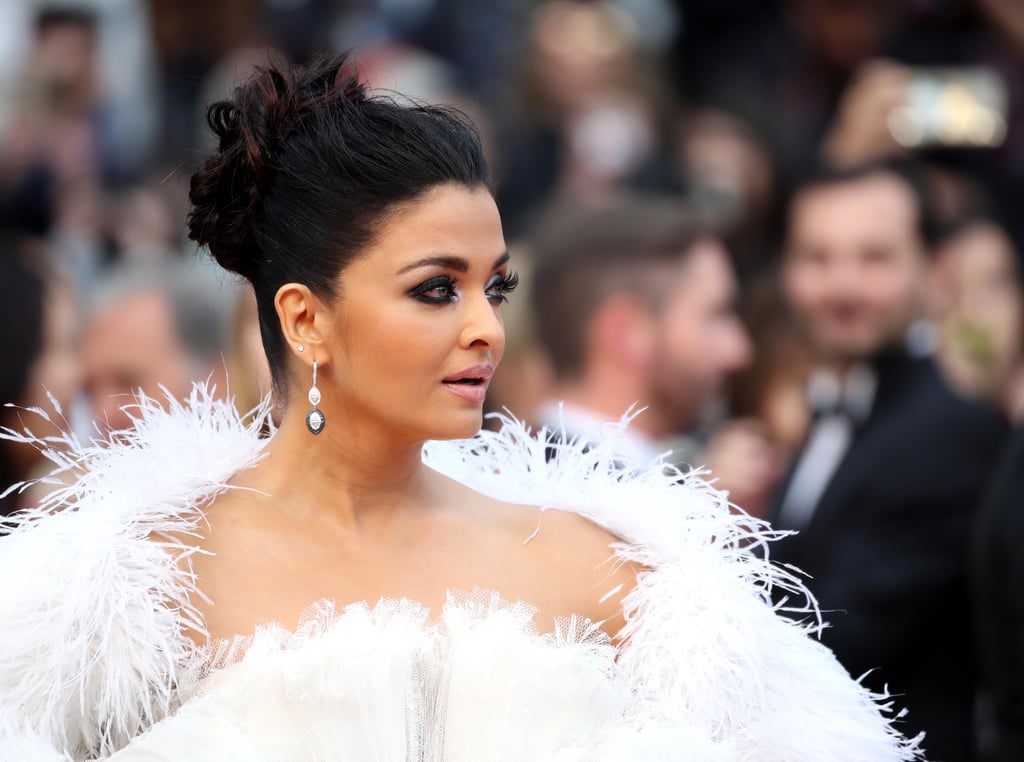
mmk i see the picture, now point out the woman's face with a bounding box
[317,183,511,443]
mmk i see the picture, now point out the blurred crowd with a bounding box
[1,1,1023,760]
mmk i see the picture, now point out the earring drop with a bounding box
[305,361,325,435]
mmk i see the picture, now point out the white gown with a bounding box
[0,386,922,761]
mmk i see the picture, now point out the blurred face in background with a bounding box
[676,110,776,239]
[529,0,633,117]
[30,15,98,116]
[783,171,929,364]
[931,221,1023,388]
[80,290,193,433]
[648,239,752,430]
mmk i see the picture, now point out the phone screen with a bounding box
[888,66,1008,148]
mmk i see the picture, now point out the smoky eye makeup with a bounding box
[409,275,459,303]
[485,271,519,303]
[407,268,519,306]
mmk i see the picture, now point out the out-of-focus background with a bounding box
[1,2,1024,760]
[2,0,1021,446]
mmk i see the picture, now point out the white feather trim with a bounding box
[0,386,270,759]
[0,710,73,762]
[423,412,924,760]
[0,389,922,760]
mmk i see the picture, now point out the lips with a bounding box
[442,364,493,403]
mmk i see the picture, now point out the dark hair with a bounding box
[530,195,712,379]
[0,241,46,406]
[0,240,46,516]
[789,158,940,250]
[188,52,491,396]
[36,7,97,34]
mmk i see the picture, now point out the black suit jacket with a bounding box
[768,352,1006,762]
[972,426,1024,762]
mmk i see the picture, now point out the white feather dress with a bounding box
[0,386,923,761]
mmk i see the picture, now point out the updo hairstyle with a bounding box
[188,53,492,397]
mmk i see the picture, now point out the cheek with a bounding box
[714,316,752,364]
[340,307,450,385]
[783,263,822,310]
[866,260,923,310]
[658,311,703,369]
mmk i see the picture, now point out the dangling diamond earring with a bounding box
[305,360,325,435]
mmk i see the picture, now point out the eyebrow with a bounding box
[397,252,510,275]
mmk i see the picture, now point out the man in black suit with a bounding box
[769,160,1006,761]
[973,426,1024,761]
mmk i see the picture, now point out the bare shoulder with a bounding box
[527,506,639,637]
[447,479,639,641]
[162,487,296,645]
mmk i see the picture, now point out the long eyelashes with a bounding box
[486,271,519,304]
[410,271,519,305]
[409,275,458,303]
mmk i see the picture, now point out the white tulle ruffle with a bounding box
[109,592,627,762]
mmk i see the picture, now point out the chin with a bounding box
[813,330,878,361]
[819,341,876,363]
[422,412,484,442]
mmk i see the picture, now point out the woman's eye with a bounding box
[411,271,518,305]
[486,271,519,304]
[410,276,459,303]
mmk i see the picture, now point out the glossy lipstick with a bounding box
[442,364,493,404]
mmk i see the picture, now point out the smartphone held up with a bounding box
[887,66,1008,149]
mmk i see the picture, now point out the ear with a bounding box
[589,293,657,372]
[925,250,955,316]
[274,283,332,365]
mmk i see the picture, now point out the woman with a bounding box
[0,54,920,760]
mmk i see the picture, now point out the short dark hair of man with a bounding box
[529,195,712,380]
[36,6,97,35]
[788,157,940,252]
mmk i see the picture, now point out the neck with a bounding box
[240,406,432,533]
[816,341,911,381]
[813,358,857,380]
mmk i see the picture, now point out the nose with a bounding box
[460,293,505,353]
[725,320,754,372]
[824,257,867,298]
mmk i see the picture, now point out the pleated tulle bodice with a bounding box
[112,591,632,762]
